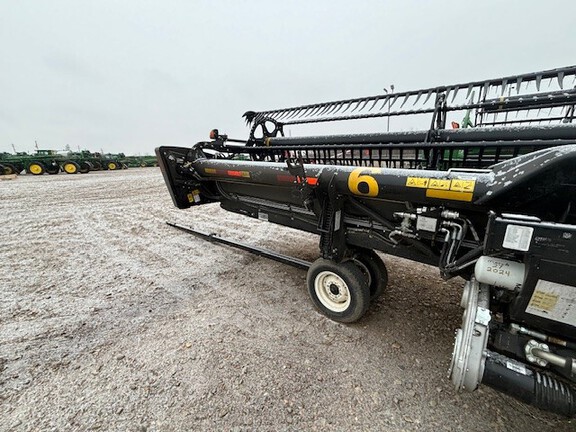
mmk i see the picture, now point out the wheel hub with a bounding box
[314,271,351,312]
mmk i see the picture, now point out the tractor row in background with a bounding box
[0,149,157,176]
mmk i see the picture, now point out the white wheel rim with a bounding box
[314,271,351,312]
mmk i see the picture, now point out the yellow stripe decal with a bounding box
[204,168,216,174]
[426,189,474,202]
[406,177,476,195]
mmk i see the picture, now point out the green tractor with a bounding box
[101,153,127,170]
[66,150,105,173]
[121,155,158,168]
[0,152,27,175]
[1,149,94,175]
[26,149,83,175]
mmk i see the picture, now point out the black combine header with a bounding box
[156,66,576,417]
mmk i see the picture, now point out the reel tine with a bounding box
[341,101,355,114]
[317,103,334,117]
[413,91,423,106]
[483,81,491,98]
[276,110,294,121]
[516,77,522,94]
[286,108,304,120]
[298,106,314,118]
[325,102,343,116]
[356,98,371,113]
[368,97,381,111]
[451,86,459,103]
[350,100,363,113]
[308,104,326,117]
[399,94,410,109]
[423,90,434,105]
[557,71,565,89]
[536,74,542,91]
[465,84,474,100]
[501,79,508,96]
[378,95,390,111]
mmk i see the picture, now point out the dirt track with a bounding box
[1,169,573,431]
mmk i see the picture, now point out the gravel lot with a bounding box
[1,169,574,431]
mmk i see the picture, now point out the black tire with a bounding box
[27,161,46,175]
[45,163,60,174]
[306,258,370,323]
[91,161,102,171]
[2,163,18,175]
[0,164,5,175]
[63,161,80,174]
[350,249,388,301]
[79,161,91,173]
[107,161,118,170]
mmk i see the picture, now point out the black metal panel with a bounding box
[484,217,576,341]
[511,258,576,341]
[155,146,195,209]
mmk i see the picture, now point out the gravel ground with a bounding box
[1,169,574,431]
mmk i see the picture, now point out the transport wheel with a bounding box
[350,249,388,301]
[2,163,18,175]
[107,161,118,170]
[91,161,102,171]
[45,164,60,174]
[79,161,91,173]
[306,258,370,323]
[27,162,45,175]
[0,164,5,175]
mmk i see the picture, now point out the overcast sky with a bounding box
[1,0,575,155]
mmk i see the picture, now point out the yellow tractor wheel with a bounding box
[28,162,45,175]
[63,162,79,174]
[107,162,118,170]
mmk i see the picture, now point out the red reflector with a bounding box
[306,178,318,185]
[227,170,243,177]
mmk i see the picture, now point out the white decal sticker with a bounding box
[502,224,533,251]
[416,216,437,232]
[506,361,529,376]
[526,280,576,327]
[258,212,269,222]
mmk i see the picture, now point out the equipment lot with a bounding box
[1,169,573,431]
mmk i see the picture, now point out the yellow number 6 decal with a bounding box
[348,168,380,197]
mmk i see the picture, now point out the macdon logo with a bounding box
[534,236,551,242]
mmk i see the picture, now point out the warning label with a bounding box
[450,179,475,192]
[428,179,451,190]
[406,177,429,188]
[526,280,576,327]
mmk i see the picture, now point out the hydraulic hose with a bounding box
[482,351,576,417]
